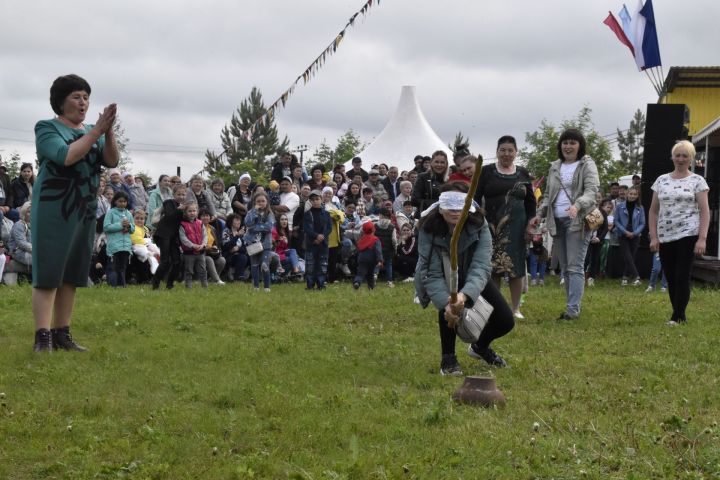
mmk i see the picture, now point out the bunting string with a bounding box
[243,0,380,140]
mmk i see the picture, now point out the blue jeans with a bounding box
[383,258,393,281]
[249,249,271,288]
[305,245,328,289]
[553,217,591,317]
[528,249,546,280]
[107,251,130,287]
[648,252,667,289]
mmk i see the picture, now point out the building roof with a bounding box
[663,66,720,93]
[692,114,720,147]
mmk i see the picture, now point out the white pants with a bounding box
[132,239,160,274]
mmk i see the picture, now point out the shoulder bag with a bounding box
[558,174,602,231]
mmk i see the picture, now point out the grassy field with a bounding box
[0,277,719,479]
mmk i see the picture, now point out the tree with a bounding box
[449,131,470,159]
[616,109,645,174]
[311,129,365,170]
[205,86,289,179]
[0,151,22,179]
[112,117,133,173]
[519,106,618,191]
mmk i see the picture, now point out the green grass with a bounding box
[1,278,719,479]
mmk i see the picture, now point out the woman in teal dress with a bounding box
[31,74,118,352]
[474,135,535,320]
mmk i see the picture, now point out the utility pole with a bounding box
[293,145,308,166]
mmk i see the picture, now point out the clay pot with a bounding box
[452,376,506,407]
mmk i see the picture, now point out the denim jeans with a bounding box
[648,252,667,289]
[249,249,271,288]
[553,217,591,317]
[528,249,546,280]
[305,245,329,289]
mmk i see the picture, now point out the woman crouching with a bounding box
[415,182,514,376]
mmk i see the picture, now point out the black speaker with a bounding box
[640,103,689,214]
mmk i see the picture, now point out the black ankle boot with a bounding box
[33,328,53,353]
[51,327,88,352]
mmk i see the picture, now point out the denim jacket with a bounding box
[613,201,645,237]
[243,209,275,249]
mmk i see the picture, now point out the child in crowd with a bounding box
[130,209,160,275]
[244,192,275,292]
[179,202,208,289]
[646,252,668,293]
[395,222,418,281]
[374,208,398,287]
[395,200,416,232]
[152,183,187,290]
[103,191,135,287]
[200,209,226,284]
[267,180,281,207]
[303,190,332,290]
[221,213,249,282]
[528,229,548,286]
[354,221,383,290]
[272,213,301,276]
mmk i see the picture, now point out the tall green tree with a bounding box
[519,106,618,191]
[616,109,645,174]
[112,117,133,173]
[312,129,365,170]
[0,152,22,179]
[205,86,289,179]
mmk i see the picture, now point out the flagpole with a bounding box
[644,70,660,96]
[651,67,664,95]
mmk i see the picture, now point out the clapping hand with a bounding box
[93,103,117,136]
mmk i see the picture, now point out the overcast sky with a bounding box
[0,0,718,181]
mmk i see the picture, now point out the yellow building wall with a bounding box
[661,87,720,135]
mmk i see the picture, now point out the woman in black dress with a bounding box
[474,136,535,319]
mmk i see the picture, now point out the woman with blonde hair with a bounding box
[648,140,709,325]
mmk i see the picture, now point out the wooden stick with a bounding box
[447,156,484,327]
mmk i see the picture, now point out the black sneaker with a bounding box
[51,327,88,352]
[33,328,53,353]
[440,354,464,376]
[353,282,360,290]
[556,312,577,321]
[467,344,507,368]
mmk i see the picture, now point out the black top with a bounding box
[154,199,184,239]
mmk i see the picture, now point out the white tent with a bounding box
[347,86,451,173]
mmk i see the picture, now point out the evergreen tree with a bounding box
[0,152,22,179]
[112,117,133,172]
[313,139,335,168]
[312,129,364,170]
[205,86,289,179]
[519,106,618,191]
[616,109,645,174]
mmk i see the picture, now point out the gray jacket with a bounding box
[414,219,492,311]
[539,155,599,234]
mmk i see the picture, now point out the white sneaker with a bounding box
[403,277,414,283]
[530,278,538,286]
[645,286,655,293]
[621,279,628,286]
[587,277,594,287]
[559,278,565,286]
[387,281,395,288]
[264,288,271,293]
[513,311,525,320]
[340,264,352,276]
[216,280,226,285]
[660,287,667,292]
[632,278,641,286]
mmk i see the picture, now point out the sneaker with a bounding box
[530,278,538,286]
[660,287,667,292]
[51,327,88,352]
[33,328,53,353]
[538,279,544,286]
[632,278,641,286]
[556,312,577,321]
[645,286,655,293]
[216,280,226,285]
[440,354,464,376]
[353,282,360,289]
[666,320,679,326]
[467,344,507,368]
[513,310,525,320]
[340,264,352,276]
[559,278,565,286]
[387,281,395,288]
[621,278,628,286]
[587,277,594,287]
[403,277,414,283]
[264,288,271,293]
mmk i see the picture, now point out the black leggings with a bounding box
[658,236,697,322]
[438,280,514,355]
[619,235,641,279]
[153,235,181,287]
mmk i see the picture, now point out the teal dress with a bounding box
[31,119,108,288]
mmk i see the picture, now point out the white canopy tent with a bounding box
[346,86,451,173]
